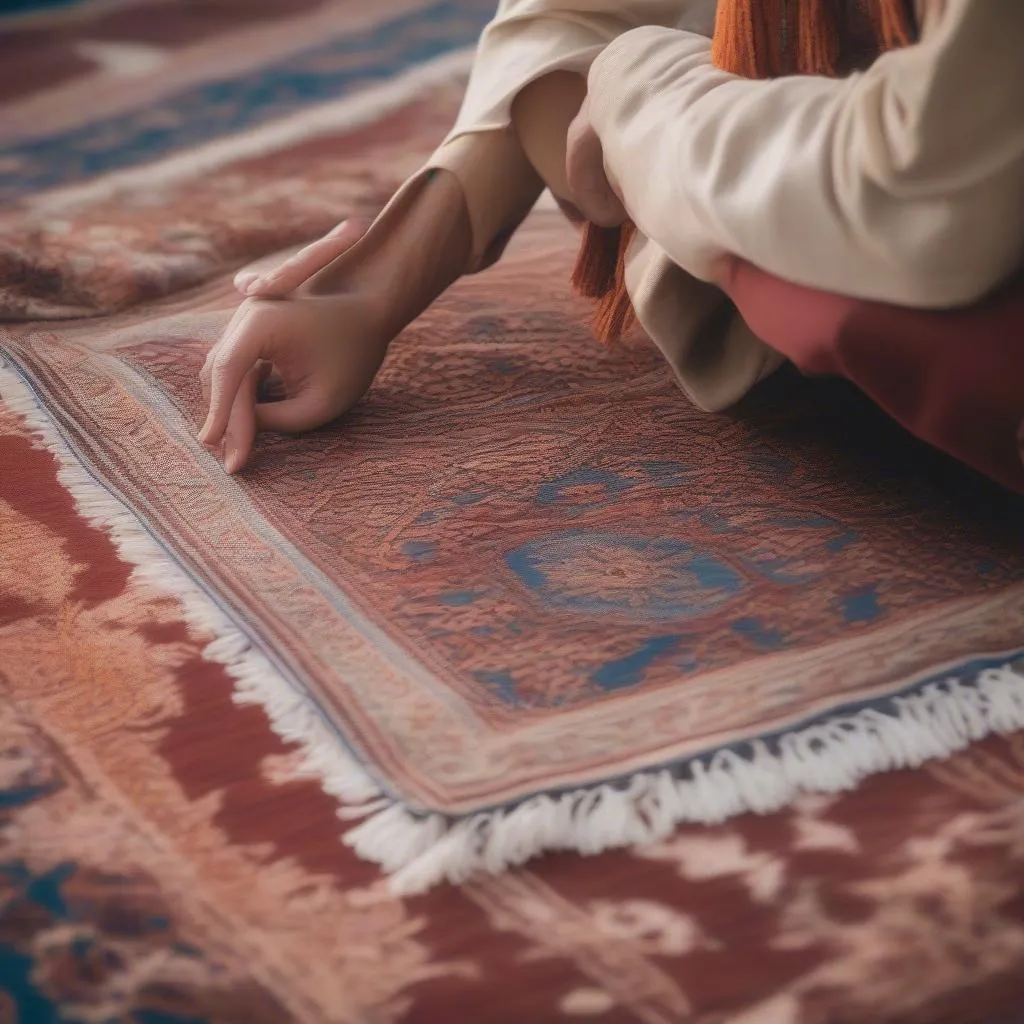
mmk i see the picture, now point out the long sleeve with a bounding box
[450,0,709,139]
[586,0,1024,309]
[425,0,710,269]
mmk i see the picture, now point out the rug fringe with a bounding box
[5,357,1023,896]
[0,359,382,809]
[345,667,1024,895]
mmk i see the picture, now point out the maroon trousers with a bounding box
[723,264,1024,494]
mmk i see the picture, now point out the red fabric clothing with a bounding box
[723,263,1024,494]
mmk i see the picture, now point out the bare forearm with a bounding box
[354,170,472,335]
[297,71,586,340]
[303,169,473,337]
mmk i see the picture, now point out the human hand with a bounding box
[197,291,391,474]
[233,218,365,298]
[198,218,385,475]
[199,169,474,474]
[565,95,627,229]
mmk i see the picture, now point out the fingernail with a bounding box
[243,277,263,296]
[235,271,258,292]
[197,422,211,444]
[328,220,350,237]
[224,446,241,474]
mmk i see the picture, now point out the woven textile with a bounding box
[3,0,1024,889]
[5,391,1024,1023]
[3,2,1024,1020]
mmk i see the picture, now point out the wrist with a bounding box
[304,170,472,338]
[359,170,472,333]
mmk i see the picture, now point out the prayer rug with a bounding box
[6,382,1024,1022]
[4,202,1024,889]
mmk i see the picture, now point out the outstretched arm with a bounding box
[198,0,725,473]
[199,69,592,474]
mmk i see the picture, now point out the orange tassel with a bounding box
[796,0,840,76]
[866,0,916,51]
[569,0,917,346]
[592,222,636,344]
[571,223,623,299]
[711,0,779,79]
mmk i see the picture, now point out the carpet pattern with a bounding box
[3,1,1024,1021]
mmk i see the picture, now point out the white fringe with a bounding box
[4,357,1023,897]
[0,359,381,808]
[347,667,1024,895]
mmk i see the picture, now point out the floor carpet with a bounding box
[3,1,1024,1022]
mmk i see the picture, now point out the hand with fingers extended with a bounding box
[197,169,475,474]
[233,219,365,299]
[197,220,392,474]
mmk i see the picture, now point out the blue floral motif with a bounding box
[505,531,746,619]
[537,467,633,510]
